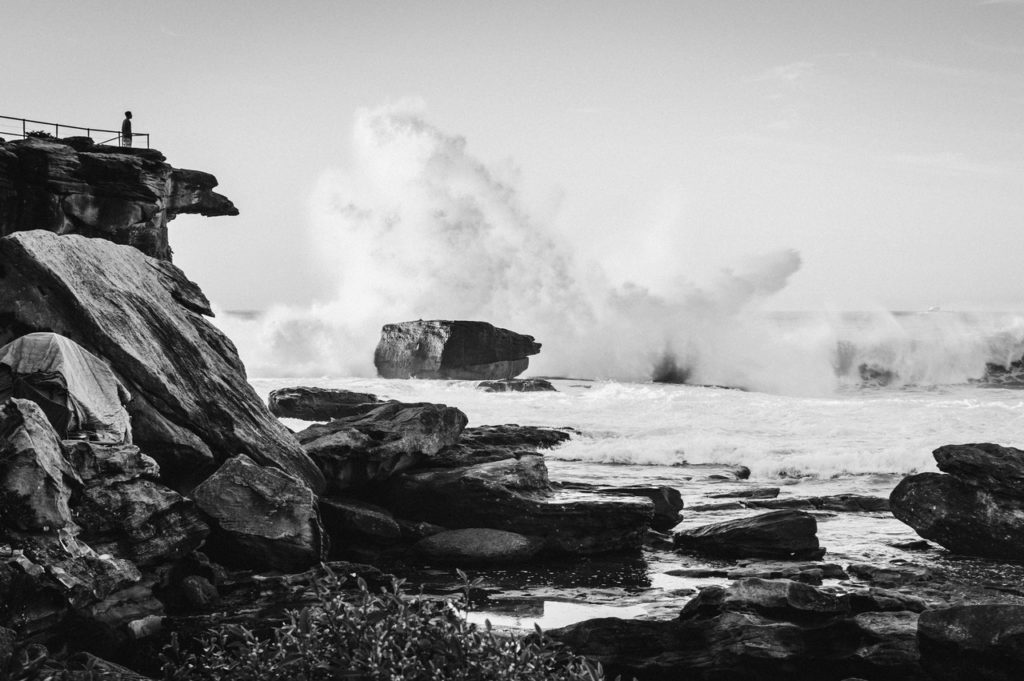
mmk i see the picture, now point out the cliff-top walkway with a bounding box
[0,114,150,148]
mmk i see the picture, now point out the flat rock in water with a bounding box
[689,493,889,513]
[673,509,825,560]
[846,562,939,588]
[374,320,540,380]
[297,401,468,491]
[413,528,543,565]
[384,455,654,554]
[726,560,848,584]
[708,486,781,499]
[268,386,382,421]
[476,378,556,392]
[0,231,323,494]
[193,454,324,572]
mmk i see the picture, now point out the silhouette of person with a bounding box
[121,111,133,147]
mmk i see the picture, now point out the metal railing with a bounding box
[0,114,150,148]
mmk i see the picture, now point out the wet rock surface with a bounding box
[374,320,541,380]
[268,386,383,421]
[673,509,826,560]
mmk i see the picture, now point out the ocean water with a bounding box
[238,310,1024,627]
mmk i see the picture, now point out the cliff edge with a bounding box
[0,136,237,260]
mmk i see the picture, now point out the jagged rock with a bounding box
[552,578,926,681]
[426,424,571,468]
[192,455,324,573]
[319,498,402,554]
[931,443,1024,497]
[413,528,544,565]
[69,443,208,566]
[476,378,557,392]
[383,454,653,554]
[0,231,323,493]
[0,530,159,644]
[374,320,540,380]
[268,386,382,421]
[0,138,237,260]
[673,509,825,560]
[298,401,467,492]
[918,604,1024,681]
[0,398,80,531]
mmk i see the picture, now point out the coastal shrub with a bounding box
[160,569,607,681]
[25,130,54,139]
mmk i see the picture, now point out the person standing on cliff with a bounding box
[121,111,132,147]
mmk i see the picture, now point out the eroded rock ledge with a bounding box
[0,137,237,261]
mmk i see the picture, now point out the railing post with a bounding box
[22,119,25,138]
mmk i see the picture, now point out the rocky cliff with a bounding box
[0,137,237,260]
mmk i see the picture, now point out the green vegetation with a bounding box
[160,570,607,681]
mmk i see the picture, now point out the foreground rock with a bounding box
[0,137,237,261]
[673,509,825,560]
[413,528,543,565]
[384,455,653,554]
[374,320,541,380]
[0,231,323,493]
[890,443,1024,559]
[552,577,925,681]
[268,386,382,421]
[917,604,1024,681]
[0,398,80,531]
[193,455,324,572]
[297,401,467,491]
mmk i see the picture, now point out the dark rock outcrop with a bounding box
[268,386,382,421]
[0,138,237,261]
[374,320,541,380]
[0,231,323,493]
[318,497,402,556]
[917,604,1024,681]
[0,399,80,531]
[384,454,653,554]
[476,378,557,392]
[413,528,544,565]
[68,442,208,566]
[890,443,1024,559]
[192,455,324,573]
[552,577,925,681]
[297,401,467,492]
[673,509,825,560]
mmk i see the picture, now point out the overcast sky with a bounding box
[4,0,1024,312]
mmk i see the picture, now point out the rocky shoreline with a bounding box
[1,139,1024,680]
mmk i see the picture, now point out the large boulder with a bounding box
[673,509,825,560]
[0,137,237,261]
[383,455,653,554]
[0,231,323,493]
[890,443,1024,559]
[68,442,209,566]
[0,398,80,531]
[552,578,925,681]
[192,454,324,572]
[374,320,541,380]
[268,386,382,421]
[297,401,467,492]
[917,604,1024,681]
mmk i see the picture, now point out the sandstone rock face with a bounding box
[673,509,825,560]
[298,402,467,492]
[192,455,324,572]
[384,455,653,554]
[917,604,1024,681]
[414,528,543,565]
[552,577,925,681]
[890,443,1024,559]
[0,398,80,531]
[374,320,540,380]
[476,378,556,392]
[0,138,237,261]
[268,387,382,421]
[68,442,209,566]
[0,231,323,493]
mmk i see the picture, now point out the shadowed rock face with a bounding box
[0,231,323,494]
[374,320,541,380]
[0,138,237,261]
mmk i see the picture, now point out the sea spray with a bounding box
[218,102,842,393]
